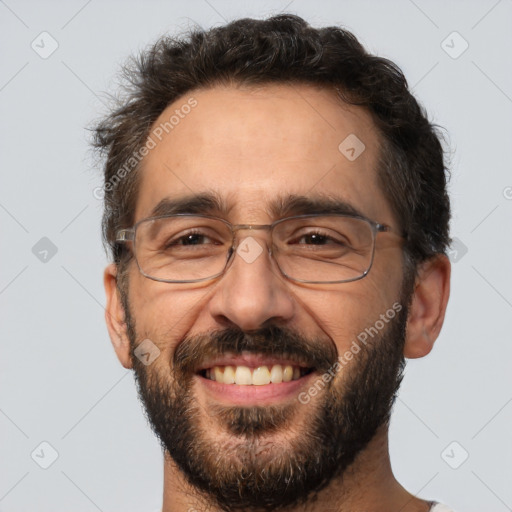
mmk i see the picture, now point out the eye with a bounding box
[165,230,219,248]
[295,232,343,246]
[290,229,349,247]
[171,231,214,246]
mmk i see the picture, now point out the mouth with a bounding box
[195,353,317,405]
[199,364,314,385]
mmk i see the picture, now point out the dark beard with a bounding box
[124,294,410,512]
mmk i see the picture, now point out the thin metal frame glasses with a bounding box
[116,213,403,285]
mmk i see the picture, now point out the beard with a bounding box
[122,287,412,512]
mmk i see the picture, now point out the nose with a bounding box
[207,234,295,331]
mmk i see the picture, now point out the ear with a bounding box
[404,254,451,359]
[104,263,133,369]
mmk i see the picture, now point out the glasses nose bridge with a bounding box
[230,223,274,247]
[231,224,274,256]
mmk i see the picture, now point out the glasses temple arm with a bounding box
[116,229,135,242]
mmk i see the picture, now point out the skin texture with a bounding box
[103,84,451,511]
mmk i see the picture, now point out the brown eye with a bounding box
[168,231,215,247]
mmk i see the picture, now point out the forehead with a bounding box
[135,83,395,226]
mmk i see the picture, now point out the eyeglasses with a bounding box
[116,213,403,284]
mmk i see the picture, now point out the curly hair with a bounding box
[93,14,451,279]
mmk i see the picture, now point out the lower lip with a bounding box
[196,372,316,406]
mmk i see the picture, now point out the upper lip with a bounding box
[196,352,313,372]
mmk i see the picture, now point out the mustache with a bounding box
[173,325,338,376]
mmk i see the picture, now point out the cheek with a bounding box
[128,278,243,371]
[127,274,200,352]
[300,277,401,350]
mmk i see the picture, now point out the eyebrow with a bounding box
[148,192,368,221]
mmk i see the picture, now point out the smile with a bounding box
[195,354,317,405]
[200,364,313,385]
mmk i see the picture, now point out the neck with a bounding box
[161,425,432,512]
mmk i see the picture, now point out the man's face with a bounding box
[119,84,410,510]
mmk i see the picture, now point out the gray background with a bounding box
[1,0,511,510]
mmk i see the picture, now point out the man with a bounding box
[94,14,453,512]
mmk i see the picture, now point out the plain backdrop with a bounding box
[1,1,511,511]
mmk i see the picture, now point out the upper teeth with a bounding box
[205,364,302,385]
